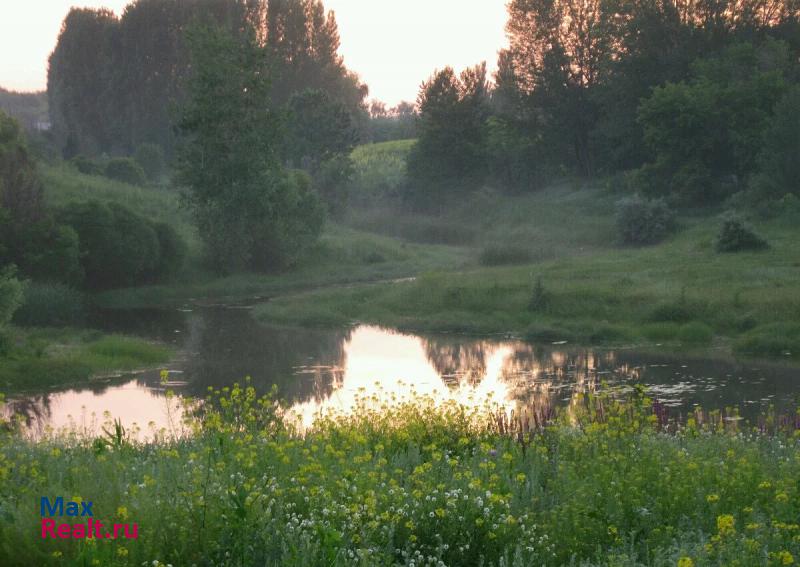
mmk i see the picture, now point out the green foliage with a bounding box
[1,216,83,286]
[151,222,187,279]
[715,214,769,253]
[0,328,172,390]
[637,41,791,202]
[104,157,147,186]
[734,323,800,359]
[284,88,357,169]
[12,282,85,327]
[48,1,366,158]
[0,110,43,224]
[615,194,675,245]
[0,267,23,328]
[313,154,354,217]
[406,64,489,208]
[2,387,799,565]
[133,142,165,182]
[751,85,800,198]
[69,154,103,175]
[349,139,415,205]
[527,276,549,312]
[177,23,323,273]
[58,201,182,289]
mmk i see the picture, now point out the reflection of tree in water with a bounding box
[421,336,652,418]
[421,338,492,387]
[2,395,52,433]
[180,308,351,404]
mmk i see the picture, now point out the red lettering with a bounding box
[57,523,71,538]
[41,518,55,538]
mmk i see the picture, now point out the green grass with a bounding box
[96,224,471,308]
[39,163,200,257]
[1,384,798,566]
[0,328,173,391]
[256,186,800,358]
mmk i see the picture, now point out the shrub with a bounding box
[615,194,675,245]
[528,276,549,312]
[134,143,166,182]
[58,201,180,289]
[714,214,768,252]
[478,243,532,266]
[0,267,22,326]
[151,222,187,278]
[5,219,83,286]
[104,157,147,186]
[69,154,103,175]
[12,282,85,327]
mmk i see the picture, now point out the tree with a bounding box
[176,22,323,273]
[504,0,613,176]
[284,88,357,169]
[751,85,800,197]
[47,8,119,156]
[0,111,82,285]
[406,64,490,208]
[637,40,792,202]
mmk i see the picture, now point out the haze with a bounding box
[0,0,507,105]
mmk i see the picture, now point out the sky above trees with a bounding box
[0,0,507,106]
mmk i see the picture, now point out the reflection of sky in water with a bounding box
[6,308,800,438]
[288,326,517,428]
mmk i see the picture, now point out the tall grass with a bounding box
[0,385,798,566]
[0,329,172,391]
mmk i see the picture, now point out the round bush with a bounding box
[58,201,178,289]
[615,195,675,245]
[714,214,768,252]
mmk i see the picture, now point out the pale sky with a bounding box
[0,0,508,106]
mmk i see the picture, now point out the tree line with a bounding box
[408,0,800,209]
[47,0,368,160]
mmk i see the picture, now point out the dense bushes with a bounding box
[104,157,147,186]
[615,194,675,245]
[12,282,84,327]
[58,201,186,289]
[715,214,769,252]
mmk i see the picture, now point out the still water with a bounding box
[6,306,800,437]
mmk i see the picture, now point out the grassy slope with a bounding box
[255,182,800,358]
[0,328,172,392]
[39,161,470,308]
[1,387,798,566]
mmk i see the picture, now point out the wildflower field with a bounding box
[0,384,798,566]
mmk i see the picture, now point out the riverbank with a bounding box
[253,198,800,360]
[0,327,173,392]
[1,386,797,566]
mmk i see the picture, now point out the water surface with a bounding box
[6,306,799,437]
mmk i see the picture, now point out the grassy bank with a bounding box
[95,225,470,309]
[255,187,800,359]
[0,385,798,566]
[0,328,173,391]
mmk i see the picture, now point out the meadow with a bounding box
[0,328,172,391]
[254,178,800,361]
[0,384,798,566]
